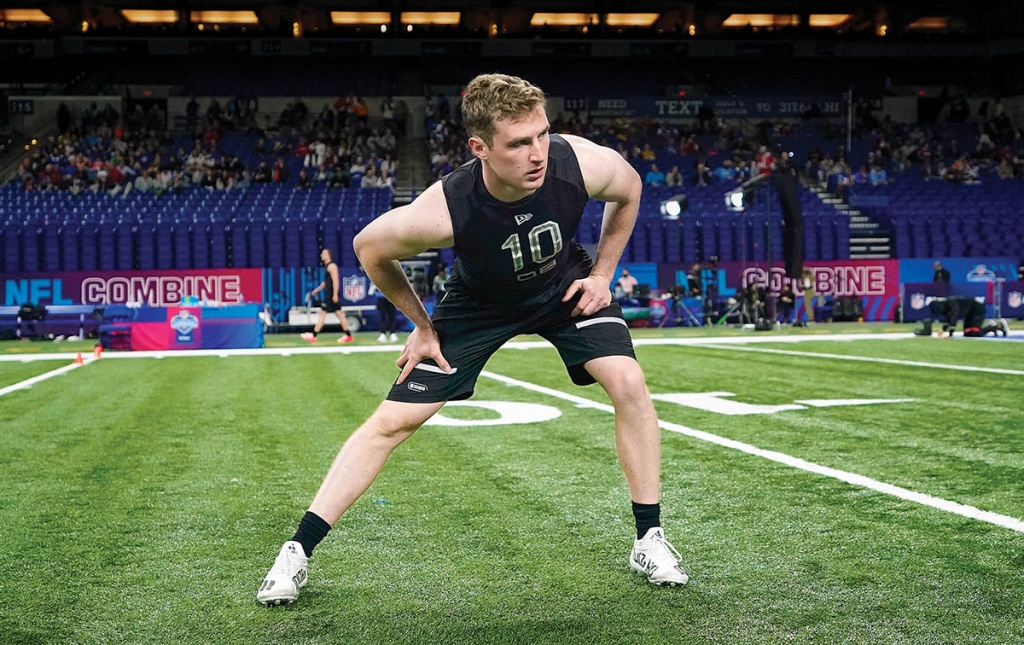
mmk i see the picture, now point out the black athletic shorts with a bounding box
[321,297,342,313]
[386,289,637,404]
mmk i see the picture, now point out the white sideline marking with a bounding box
[697,344,1024,376]
[479,370,1024,534]
[0,359,89,398]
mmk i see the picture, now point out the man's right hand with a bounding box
[396,325,452,384]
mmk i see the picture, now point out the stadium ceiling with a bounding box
[0,1,1021,40]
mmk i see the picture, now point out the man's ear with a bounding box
[467,136,488,160]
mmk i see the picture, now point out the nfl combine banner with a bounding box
[1,269,263,307]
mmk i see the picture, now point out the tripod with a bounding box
[658,294,702,327]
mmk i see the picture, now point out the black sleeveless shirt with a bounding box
[441,134,593,305]
[324,261,337,297]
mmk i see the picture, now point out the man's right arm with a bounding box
[353,182,453,326]
[353,182,455,381]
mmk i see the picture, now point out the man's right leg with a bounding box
[257,400,444,605]
[301,311,329,342]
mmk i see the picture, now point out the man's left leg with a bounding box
[334,311,353,343]
[586,355,688,586]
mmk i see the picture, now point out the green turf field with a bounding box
[1,325,1023,644]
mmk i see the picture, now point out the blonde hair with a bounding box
[461,73,547,146]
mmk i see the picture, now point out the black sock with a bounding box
[291,511,331,557]
[632,501,661,540]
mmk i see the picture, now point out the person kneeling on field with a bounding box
[927,297,1008,338]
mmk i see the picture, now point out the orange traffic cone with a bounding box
[73,352,84,365]
[93,344,103,359]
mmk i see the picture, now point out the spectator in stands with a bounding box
[271,158,289,183]
[295,169,313,191]
[327,165,350,189]
[377,170,396,190]
[254,162,272,183]
[1000,157,1017,180]
[133,169,153,193]
[253,137,269,156]
[665,165,683,187]
[256,74,687,607]
[644,163,666,186]
[378,152,397,178]
[349,156,367,178]
[868,164,888,186]
[360,166,379,189]
[694,161,711,186]
[754,145,775,176]
[712,159,739,184]
[350,97,369,130]
[333,95,350,132]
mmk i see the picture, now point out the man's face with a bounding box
[320,250,330,264]
[469,105,550,202]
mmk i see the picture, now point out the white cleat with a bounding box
[300,332,316,343]
[377,333,387,343]
[257,541,308,606]
[389,333,399,342]
[630,527,689,587]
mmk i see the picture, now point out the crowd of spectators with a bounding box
[14,93,405,197]
[11,89,1024,210]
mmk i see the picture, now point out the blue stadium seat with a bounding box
[79,225,97,271]
[59,224,79,271]
[115,224,134,270]
[97,224,116,271]
[136,224,155,270]
[42,224,60,272]
[192,224,209,269]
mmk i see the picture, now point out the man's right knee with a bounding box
[367,400,445,439]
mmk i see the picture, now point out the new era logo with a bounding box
[515,213,533,226]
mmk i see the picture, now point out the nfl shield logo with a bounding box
[910,293,925,310]
[1009,291,1023,309]
[343,275,367,302]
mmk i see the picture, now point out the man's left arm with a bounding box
[561,134,642,316]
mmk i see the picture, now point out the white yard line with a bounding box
[694,344,1024,376]
[0,359,90,398]
[479,369,1024,534]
